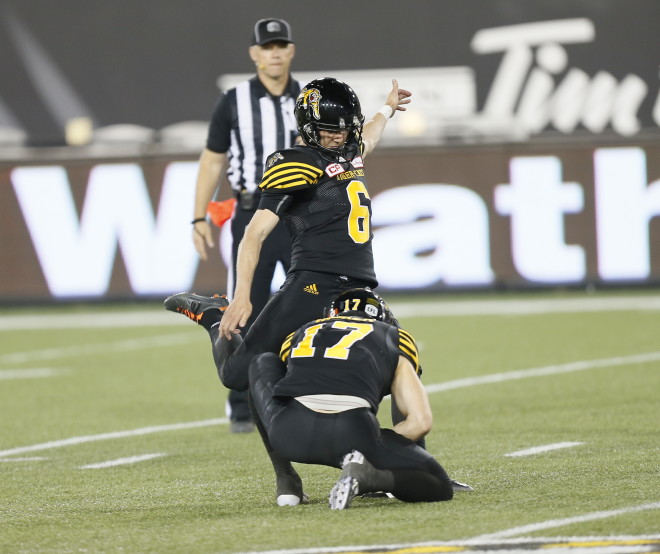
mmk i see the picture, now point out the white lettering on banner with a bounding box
[595,148,660,279]
[495,157,585,282]
[472,19,649,137]
[11,148,657,296]
[371,185,494,288]
[11,163,199,297]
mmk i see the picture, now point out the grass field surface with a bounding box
[1,290,658,553]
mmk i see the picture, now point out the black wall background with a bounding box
[1,0,659,146]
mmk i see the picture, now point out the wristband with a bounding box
[379,105,394,119]
[191,217,206,224]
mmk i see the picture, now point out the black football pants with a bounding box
[248,352,454,503]
[215,270,373,392]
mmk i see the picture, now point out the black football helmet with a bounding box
[326,287,397,325]
[294,78,365,159]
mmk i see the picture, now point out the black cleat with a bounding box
[164,292,229,330]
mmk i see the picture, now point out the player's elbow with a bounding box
[408,411,433,440]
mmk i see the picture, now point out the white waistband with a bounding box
[294,394,370,413]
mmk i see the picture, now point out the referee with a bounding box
[190,18,301,433]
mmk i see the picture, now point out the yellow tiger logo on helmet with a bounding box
[299,87,321,120]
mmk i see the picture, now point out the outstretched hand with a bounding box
[386,79,412,114]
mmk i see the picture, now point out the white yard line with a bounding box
[0,456,48,462]
[505,442,585,457]
[0,312,188,330]
[79,453,166,469]
[1,349,658,458]
[0,331,199,365]
[392,295,660,317]
[0,368,65,380]
[1,295,659,332]
[425,351,660,394]
[0,418,227,458]
[470,502,660,540]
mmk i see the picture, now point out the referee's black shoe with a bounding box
[164,292,228,331]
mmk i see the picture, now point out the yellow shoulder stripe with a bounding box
[280,331,295,362]
[262,162,322,179]
[398,329,420,373]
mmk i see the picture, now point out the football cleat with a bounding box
[163,292,228,330]
[329,450,381,510]
[359,491,394,499]
[229,420,255,434]
[450,479,474,492]
[276,471,308,507]
[329,476,359,510]
[276,493,310,507]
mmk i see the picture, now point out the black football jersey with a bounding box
[273,315,420,412]
[258,145,376,284]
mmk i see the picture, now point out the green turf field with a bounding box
[1,291,658,553]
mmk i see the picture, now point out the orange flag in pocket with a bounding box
[207,198,236,226]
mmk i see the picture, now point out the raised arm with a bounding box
[390,355,433,441]
[219,208,280,339]
[361,79,412,157]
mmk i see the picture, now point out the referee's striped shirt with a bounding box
[206,76,303,194]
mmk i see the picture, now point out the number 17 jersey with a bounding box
[274,315,420,413]
[258,145,377,285]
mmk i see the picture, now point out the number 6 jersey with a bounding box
[258,145,377,285]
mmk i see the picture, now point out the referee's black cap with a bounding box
[252,18,294,46]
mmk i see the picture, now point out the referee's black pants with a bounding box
[248,352,453,503]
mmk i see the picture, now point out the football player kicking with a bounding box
[166,78,470,505]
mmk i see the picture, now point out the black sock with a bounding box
[199,309,222,331]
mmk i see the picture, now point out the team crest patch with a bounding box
[299,88,321,120]
[266,152,284,168]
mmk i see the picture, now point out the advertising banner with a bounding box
[1,1,658,301]
[1,141,658,302]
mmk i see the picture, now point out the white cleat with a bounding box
[329,450,370,510]
[276,492,310,507]
[329,476,359,510]
[450,479,474,492]
[277,494,301,507]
